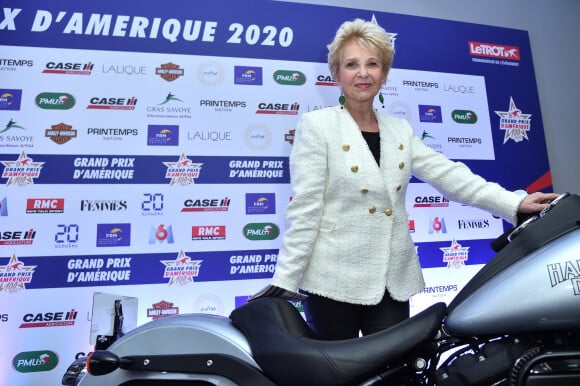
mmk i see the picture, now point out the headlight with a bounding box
[61,356,88,386]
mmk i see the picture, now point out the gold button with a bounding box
[342,144,350,151]
[384,208,393,216]
[398,144,404,150]
[396,185,402,192]
[369,206,376,214]
[351,165,359,173]
[361,188,369,194]
[398,162,404,169]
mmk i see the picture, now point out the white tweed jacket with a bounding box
[272,106,523,304]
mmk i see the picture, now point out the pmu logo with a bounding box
[42,61,94,75]
[149,224,174,244]
[96,223,131,247]
[451,110,478,124]
[12,350,59,373]
[20,309,78,328]
[35,92,76,110]
[26,198,64,214]
[192,225,226,240]
[87,96,137,110]
[469,41,520,60]
[429,217,447,234]
[256,102,299,115]
[243,223,280,240]
[273,70,306,86]
[0,89,22,110]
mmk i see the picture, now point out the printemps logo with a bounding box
[451,110,477,124]
[35,92,75,110]
[243,223,280,240]
[13,350,59,373]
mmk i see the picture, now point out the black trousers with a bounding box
[301,289,410,340]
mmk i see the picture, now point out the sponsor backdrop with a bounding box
[0,0,551,384]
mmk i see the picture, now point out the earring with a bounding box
[339,90,345,109]
[378,92,385,108]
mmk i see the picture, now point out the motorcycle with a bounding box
[61,192,580,386]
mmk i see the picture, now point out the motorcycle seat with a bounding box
[230,297,446,386]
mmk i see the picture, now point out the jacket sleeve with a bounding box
[407,121,524,225]
[272,113,328,291]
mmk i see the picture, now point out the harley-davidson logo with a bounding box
[156,62,184,82]
[45,122,77,145]
[147,300,179,320]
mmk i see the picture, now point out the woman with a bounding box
[264,19,558,340]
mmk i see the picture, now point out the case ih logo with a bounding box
[468,41,520,60]
[192,225,226,240]
[314,74,337,86]
[156,62,184,81]
[181,197,230,212]
[26,198,64,214]
[0,229,36,246]
[45,122,77,144]
[42,62,94,75]
[413,195,450,208]
[19,309,78,328]
[87,97,137,110]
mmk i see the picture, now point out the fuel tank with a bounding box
[445,228,580,336]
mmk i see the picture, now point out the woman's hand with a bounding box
[517,191,561,214]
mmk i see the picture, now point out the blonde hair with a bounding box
[327,18,394,80]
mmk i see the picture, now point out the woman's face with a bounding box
[336,40,386,107]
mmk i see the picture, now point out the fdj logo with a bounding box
[13,350,59,373]
[149,224,174,244]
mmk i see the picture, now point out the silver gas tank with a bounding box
[445,228,580,336]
